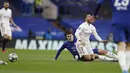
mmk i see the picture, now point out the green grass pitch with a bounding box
[0,48,127,73]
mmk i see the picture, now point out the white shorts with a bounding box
[0,22,12,37]
[76,40,94,58]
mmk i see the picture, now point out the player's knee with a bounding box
[8,37,12,40]
[95,55,99,59]
[118,42,126,47]
[99,49,108,55]
[118,42,126,51]
[90,54,96,61]
[83,55,91,61]
[3,34,8,39]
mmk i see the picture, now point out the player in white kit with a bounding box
[0,2,18,52]
[75,14,106,61]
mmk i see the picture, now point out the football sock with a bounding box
[125,51,130,70]
[0,60,7,65]
[0,60,3,64]
[98,55,114,61]
[0,38,4,43]
[118,51,128,72]
[106,51,118,59]
[2,39,9,51]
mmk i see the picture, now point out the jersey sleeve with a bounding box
[10,9,12,17]
[92,25,102,42]
[94,0,104,16]
[75,25,84,40]
[54,43,66,60]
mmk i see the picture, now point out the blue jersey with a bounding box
[54,38,99,60]
[54,39,80,60]
[97,0,130,24]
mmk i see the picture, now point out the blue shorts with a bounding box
[112,24,130,42]
[92,48,99,54]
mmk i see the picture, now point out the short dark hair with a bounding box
[64,29,73,37]
[4,1,9,3]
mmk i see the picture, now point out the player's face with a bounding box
[4,2,9,9]
[66,34,74,42]
[85,15,94,23]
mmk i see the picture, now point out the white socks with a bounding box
[118,51,128,71]
[98,55,115,61]
[0,60,4,64]
[125,51,130,70]
[106,52,118,59]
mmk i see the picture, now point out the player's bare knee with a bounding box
[95,55,99,59]
[83,55,91,61]
[90,54,96,61]
[3,34,9,39]
[118,42,126,51]
[118,42,126,47]
[8,37,12,40]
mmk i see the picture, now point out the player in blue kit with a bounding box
[93,0,130,73]
[54,30,118,61]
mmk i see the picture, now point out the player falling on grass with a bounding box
[54,30,118,61]
[93,0,130,73]
[0,2,19,52]
[75,14,108,61]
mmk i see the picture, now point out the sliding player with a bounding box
[54,30,117,61]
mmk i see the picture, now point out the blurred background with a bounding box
[0,0,116,51]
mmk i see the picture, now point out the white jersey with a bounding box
[75,22,102,45]
[0,8,12,26]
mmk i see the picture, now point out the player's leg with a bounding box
[118,42,128,73]
[85,44,95,61]
[1,26,8,52]
[2,34,9,52]
[77,46,91,61]
[126,43,130,71]
[1,28,12,52]
[0,25,7,43]
[125,28,130,71]
[75,41,91,61]
[94,48,118,59]
[80,54,91,61]
[0,60,7,65]
[97,55,117,61]
[113,24,128,73]
[92,48,118,61]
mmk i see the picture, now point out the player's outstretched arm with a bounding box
[54,44,66,60]
[92,25,102,42]
[10,17,18,28]
[92,0,104,21]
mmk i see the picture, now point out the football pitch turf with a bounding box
[0,49,128,73]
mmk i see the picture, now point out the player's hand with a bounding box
[14,25,18,28]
